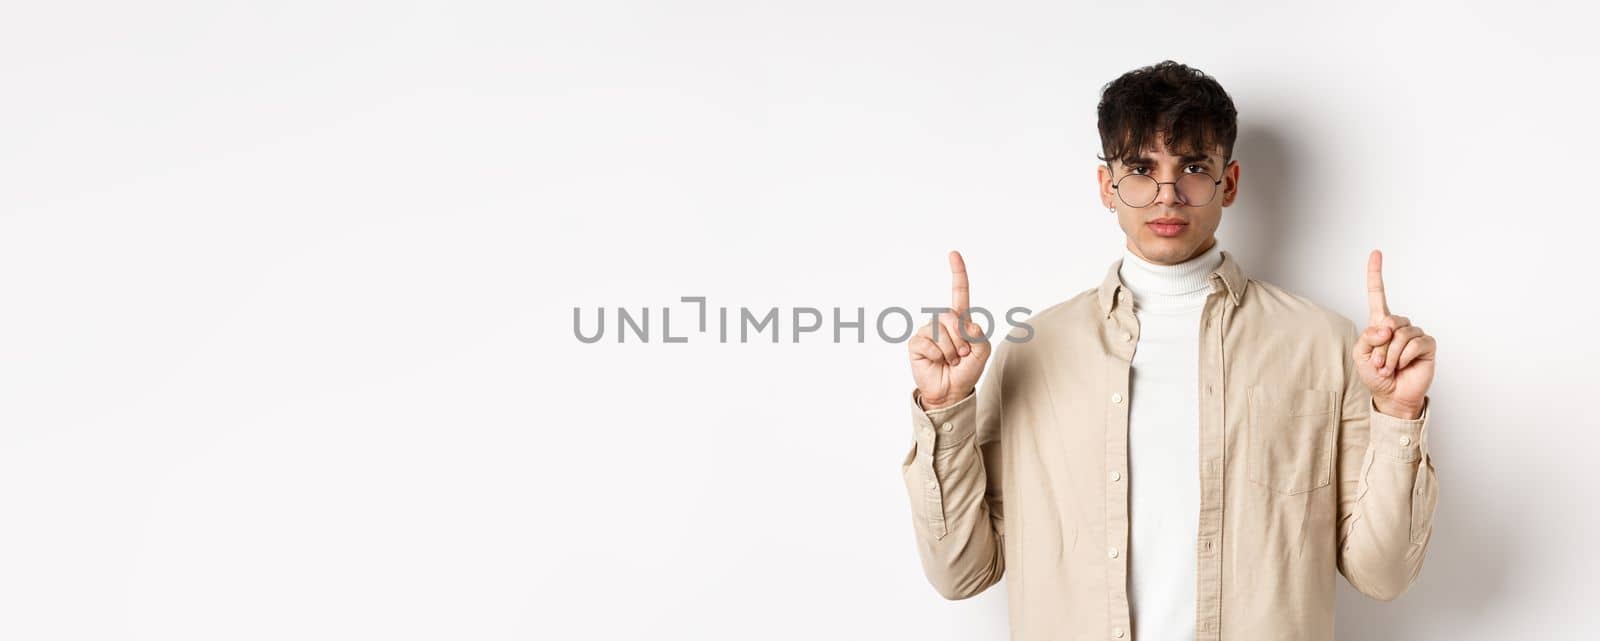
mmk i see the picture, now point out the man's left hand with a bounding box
[1354,249,1436,420]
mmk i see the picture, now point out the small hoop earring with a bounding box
[1108,206,1117,214]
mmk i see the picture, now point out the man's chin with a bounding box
[1132,239,1199,265]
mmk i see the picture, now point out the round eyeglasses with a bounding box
[1112,172,1223,208]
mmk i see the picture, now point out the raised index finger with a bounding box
[1366,249,1389,324]
[949,250,970,313]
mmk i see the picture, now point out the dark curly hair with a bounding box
[1096,60,1238,168]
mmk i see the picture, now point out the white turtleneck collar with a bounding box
[1118,242,1223,314]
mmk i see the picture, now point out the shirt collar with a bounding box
[1099,248,1248,318]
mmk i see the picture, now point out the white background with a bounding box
[3,1,1597,639]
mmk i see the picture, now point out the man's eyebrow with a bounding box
[1118,153,1214,166]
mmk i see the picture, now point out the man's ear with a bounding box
[1097,163,1116,209]
[1220,159,1241,207]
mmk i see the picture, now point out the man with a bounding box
[899,60,1438,641]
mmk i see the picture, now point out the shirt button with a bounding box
[1121,331,1132,342]
[1113,626,1125,638]
[1111,392,1123,404]
[941,422,953,432]
[1399,436,1412,446]
[1206,384,1213,395]
[1110,471,1121,482]
[1108,547,1119,558]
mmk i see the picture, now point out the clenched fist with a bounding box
[909,250,992,410]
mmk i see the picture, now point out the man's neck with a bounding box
[1118,242,1223,312]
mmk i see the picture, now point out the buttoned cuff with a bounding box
[911,387,977,450]
[1370,395,1430,462]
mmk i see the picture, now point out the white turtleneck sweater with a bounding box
[1119,241,1222,641]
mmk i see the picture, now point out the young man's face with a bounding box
[1096,135,1239,266]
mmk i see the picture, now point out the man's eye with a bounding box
[1130,167,1149,175]
[1185,164,1207,173]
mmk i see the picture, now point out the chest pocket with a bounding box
[1247,383,1339,495]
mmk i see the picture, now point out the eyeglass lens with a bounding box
[1116,173,1217,208]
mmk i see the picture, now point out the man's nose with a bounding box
[1151,180,1183,207]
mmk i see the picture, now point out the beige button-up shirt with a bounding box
[901,250,1437,641]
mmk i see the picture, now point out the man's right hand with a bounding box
[909,250,993,410]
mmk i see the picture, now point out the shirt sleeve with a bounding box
[1334,319,1439,601]
[899,346,1009,600]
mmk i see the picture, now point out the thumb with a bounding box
[1354,325,1391,361]
[964,317,993,346]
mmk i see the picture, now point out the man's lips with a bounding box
[1147,218,1188,237]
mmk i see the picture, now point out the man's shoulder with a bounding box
[988,286,1102,352]
[1020,286,1103,328]
[1243,277,1360,340]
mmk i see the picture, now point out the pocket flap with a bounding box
[1250,384,1337,416]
